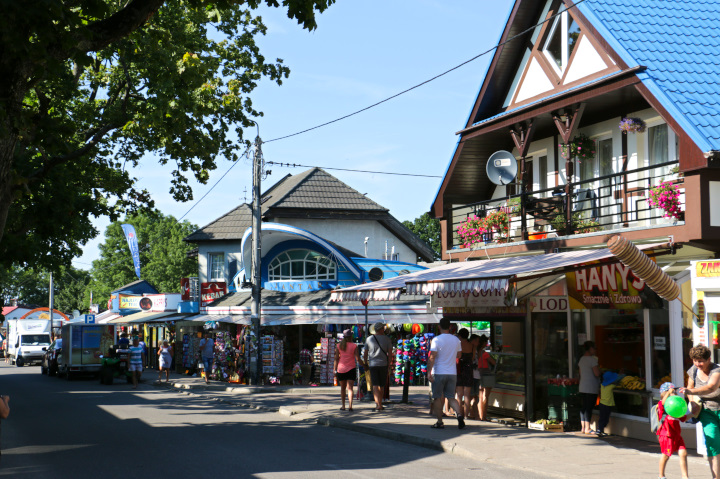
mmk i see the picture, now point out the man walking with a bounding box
[363,322,392,411]
[128,337,144,389]
[428,317,465,429]
[199,331,215,384]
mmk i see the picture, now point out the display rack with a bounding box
[261,335,283,376]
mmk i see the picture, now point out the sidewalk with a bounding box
[150,372,706,478]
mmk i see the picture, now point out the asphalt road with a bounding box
[0,363,547,478]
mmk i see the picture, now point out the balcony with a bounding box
[451,161,684,250]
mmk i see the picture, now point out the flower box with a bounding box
[528,232,547,241]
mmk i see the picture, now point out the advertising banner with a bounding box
[201,282,227,306]
[121,224,142,279]
[119,294,142,310]
[566,261,663,309]
[181,278,191,300]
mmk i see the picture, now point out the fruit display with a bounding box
[618,375,646,390]
[534,419,561,425]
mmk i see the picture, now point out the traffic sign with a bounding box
[85,314,96,324]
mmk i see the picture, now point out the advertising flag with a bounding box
[121,224,142,279]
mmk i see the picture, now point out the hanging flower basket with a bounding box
[483,209,510,240]
[559,133,595,163]
[648,181,683,220]
[619,117,646,133]
[456,215,487,248]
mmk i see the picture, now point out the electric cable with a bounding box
[265,161,441,178]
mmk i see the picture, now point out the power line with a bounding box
[266,161,441,178]
[265,0,590,143]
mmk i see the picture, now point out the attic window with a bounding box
[543,10,581,74]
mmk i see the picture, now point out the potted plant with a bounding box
[505,197,521,217]
[559,133,596,163]
[619,117,646,133]
[550,212,584,235]
[648,181,683,221]
[483,209,510,241]
[576,218,602,234]
[456,215,487,248]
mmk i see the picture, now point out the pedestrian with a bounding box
[199,331,215,384]
[598,371,619,436]
[578,340,600,435]
[455,328,474,419]
[363,322,392,411]
[118,332,130,349]
[138,333,148,366]
[428,317,464,429]
[334,329,361,411]
[157,340,173,382]
[2,337,8,364]
[656,382,689,479]
[128,337,144,389]
[680,344,720,478]
[0,394,9,462]
[476,334,496,421]
[468,334,481,420]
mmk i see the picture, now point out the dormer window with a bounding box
[543,10,581,74]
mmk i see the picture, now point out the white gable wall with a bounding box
[197,240,242,284]
[275,218,416,263]
[563,36,607,84]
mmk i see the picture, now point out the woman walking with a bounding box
[680,344,720,478]
[477,335,496,421]
[334,329,361,411]
[157,340,173,382]
[578,340,601,435]
[455,328,474,419]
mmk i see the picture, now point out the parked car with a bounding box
[41,340,62,376]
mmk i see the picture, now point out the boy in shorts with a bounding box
[656,382,689,479]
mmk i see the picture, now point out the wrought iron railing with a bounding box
[451,161,683,249]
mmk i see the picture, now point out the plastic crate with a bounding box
[548,384,579,397]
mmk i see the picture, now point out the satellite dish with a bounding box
[368,268,384,282]
[486,150,518,186]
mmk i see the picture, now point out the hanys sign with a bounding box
[201,282,227,306]
[566,261,662,309]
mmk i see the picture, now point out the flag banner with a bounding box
[121,224,142,279]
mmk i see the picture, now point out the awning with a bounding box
[184,312,441,326]
[95,311,121,324]
[331,243,669,301]
[107,311,179,324]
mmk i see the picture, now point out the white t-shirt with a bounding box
[430,334,461,375]
[578,355,599,394]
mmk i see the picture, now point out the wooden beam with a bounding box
[552,103,586,144]
[509,120,536,158]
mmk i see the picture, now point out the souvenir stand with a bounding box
[394,330,432,386]
[261,335,283,380]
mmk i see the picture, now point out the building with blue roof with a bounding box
[427,0,720,443]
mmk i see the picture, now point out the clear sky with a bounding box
[72,0,515,270]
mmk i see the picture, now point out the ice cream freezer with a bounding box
[487,353,527,420]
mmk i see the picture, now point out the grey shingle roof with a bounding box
[184,204,253,242]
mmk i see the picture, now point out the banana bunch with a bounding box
[618,375,646,390]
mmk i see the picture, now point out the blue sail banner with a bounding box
[121,224,142,279]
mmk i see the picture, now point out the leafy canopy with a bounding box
[0,0,335,274]
[403,213,441,260]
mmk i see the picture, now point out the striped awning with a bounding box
[406,278,509,295]
[329,289,403,302]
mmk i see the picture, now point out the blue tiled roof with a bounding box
[578,0,720,153]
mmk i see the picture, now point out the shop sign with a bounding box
[697,261,720,278]
[529,296,568,312]
[430,285,516,309]
[119,294,142,310]
[654,336,667,351]
[141,294,181,312]
[201,282,227,306]
[265,281,332,292]
[566,261,663,310]
[181,278,191,300]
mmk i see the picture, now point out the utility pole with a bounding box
[250,135,263,385]
[48,272,54,339]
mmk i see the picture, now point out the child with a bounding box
[656,382,689,479]
[598,371,620,436]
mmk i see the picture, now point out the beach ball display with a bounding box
[403,323,413,332]
[665,395,687,418]
[411,324,423,335]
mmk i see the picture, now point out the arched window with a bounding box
[268,250,336,281]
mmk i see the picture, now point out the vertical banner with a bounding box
[121,224,142,279]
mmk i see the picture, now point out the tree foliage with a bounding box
[403,213,441,260]
[0,0,335,273]
[89,211,198,308]
[0,265,90,316]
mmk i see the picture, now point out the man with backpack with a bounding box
[653,382,689,479]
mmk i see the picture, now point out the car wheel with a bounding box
[16,356,24,367]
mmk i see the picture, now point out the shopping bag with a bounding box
[365,370,372,391]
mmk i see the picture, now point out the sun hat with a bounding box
[601,371,619,386]
[342,329,352,337]
[659,382,676,393]
[371,322,384,334]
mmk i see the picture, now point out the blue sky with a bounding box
[72,0,515,269]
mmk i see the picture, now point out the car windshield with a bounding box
[21,335,51,346]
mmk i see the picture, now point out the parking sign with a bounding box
[85,314,96,324]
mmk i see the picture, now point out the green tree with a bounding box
[0,266,50,307]
[403,213,441,260]
[90,211,197,307]
[54,267,93,313]
[0,0,335,273]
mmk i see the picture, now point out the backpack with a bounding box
[650,403,667,434]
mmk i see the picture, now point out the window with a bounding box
[648,123,671,178]
[208,253,224,281]
[538,155,548,193]
[268,250,336,281]
[543,10,581,74]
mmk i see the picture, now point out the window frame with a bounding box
[208,252,225,281]
[268,249,337,282]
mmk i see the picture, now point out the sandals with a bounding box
[348,407,353,412]
[431,421,445,429]
[340,407,346,411]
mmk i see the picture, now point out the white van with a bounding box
[6,319,52,367]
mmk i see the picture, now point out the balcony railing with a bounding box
[451,161,684,249]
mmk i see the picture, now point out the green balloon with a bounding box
[664,395,687,418]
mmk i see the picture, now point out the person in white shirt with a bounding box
[428,317,465,429]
